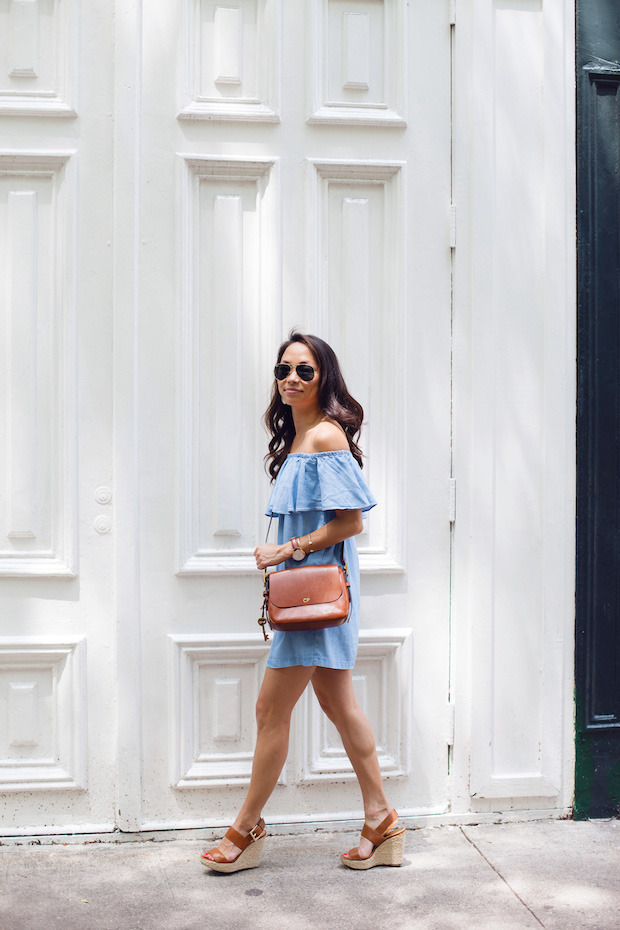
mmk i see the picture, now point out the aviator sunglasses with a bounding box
[274,363,316,382]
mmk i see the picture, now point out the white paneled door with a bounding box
[0,1,116,832]
[1,0,452,834]
[134,0,452,831]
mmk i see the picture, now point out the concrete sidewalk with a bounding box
[1,820,618,930]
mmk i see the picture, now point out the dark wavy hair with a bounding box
[264,332,364,481]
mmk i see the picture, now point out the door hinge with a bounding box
[449,0,457,26]
[446,703,455,746]
[448,478,456,523]
[449,203,457,248]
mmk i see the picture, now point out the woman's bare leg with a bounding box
[204,665,316,862]
[311,667,392,859]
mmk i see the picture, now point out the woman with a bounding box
[201,333,405,872]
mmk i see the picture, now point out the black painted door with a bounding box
[576,0,620,818]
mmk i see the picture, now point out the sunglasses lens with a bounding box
[274,363,315,381]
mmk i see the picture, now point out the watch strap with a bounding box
[290,536,306,558]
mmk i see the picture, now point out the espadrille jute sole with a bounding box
[340,828,406,870]
[201,835,265,873]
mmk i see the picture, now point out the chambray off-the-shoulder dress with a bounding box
[265,450,377,669]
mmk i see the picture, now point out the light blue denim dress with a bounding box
[265,450,377,669]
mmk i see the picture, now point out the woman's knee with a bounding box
[313,688,358,727]
[255,692,291,732]
[313,691,335,721]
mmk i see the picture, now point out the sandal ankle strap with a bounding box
[360,810,399,847]
[224,818,265,851]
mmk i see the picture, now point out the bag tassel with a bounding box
[258,571,270,641]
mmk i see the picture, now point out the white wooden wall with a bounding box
[0,0,577,834]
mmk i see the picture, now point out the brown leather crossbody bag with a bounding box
[257,520,351,640]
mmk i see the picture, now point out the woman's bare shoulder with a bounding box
[311,419,349,453]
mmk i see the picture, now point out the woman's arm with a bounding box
[254,509,363,571]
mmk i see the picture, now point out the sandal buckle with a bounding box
[249,825,262,842]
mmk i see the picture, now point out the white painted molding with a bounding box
[297,629,412,783]
[471,775,561,801]
[0,638,87,791]
[308,0,406,126]
[168,634,271,788]
[0,151,77,577]
[178,0,280,122]
[113,0,143,833]
[0,151,74,174]
[168,631,411,791]
[176,155,279,575]
[307,158,407,575]
[0,806,572,838]
[0,0,78,117]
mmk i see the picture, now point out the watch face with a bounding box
[292,549,305,561]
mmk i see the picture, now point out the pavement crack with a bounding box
[459,827,546,929]
[156,849,177,907]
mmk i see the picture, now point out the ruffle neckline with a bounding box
[266,449,377,516]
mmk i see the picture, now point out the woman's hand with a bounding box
[254,542,293,571]
[254,509,362,571]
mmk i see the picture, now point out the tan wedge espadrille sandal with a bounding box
[200,819,266,873]
[340,810,405,870]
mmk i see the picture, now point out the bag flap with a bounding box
[268,565,346,609]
